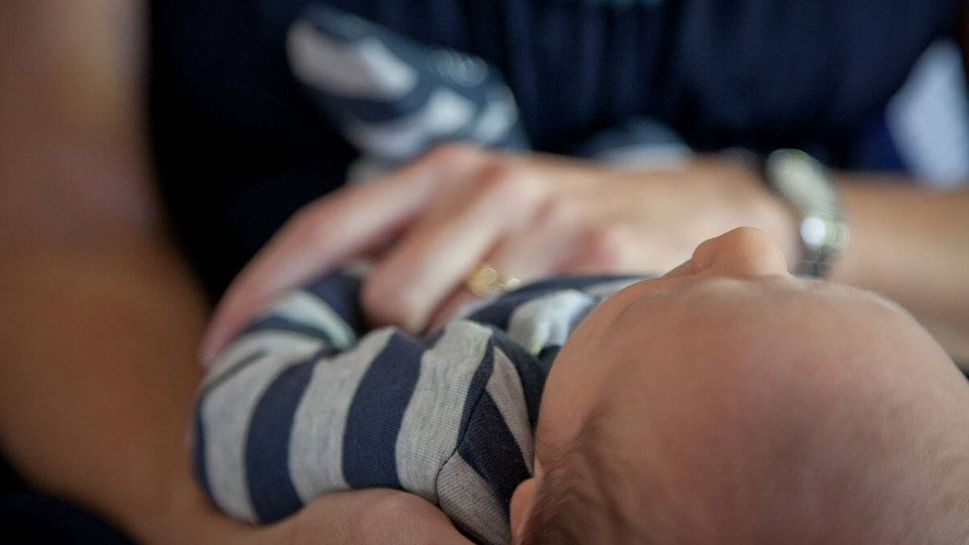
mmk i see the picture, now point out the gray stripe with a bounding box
[203,330,324,381]
[582,278,640,298]
[485,348,534,474]
[200,338,322,521]
[265,291,356,350]
[437,454,509,545]
[344,89,476,160]
[288,328,395,501]
[507,290,596,354]
[395,321,493,502]
[469,87,519,144]
[288,22,418,99]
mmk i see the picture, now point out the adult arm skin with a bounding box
[833,179,969,364]
[202,146,969,366]
[0,2,471,544]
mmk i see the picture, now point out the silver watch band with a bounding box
[763,149,850,278]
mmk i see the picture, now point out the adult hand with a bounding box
[150,484,472,545]
[201,144,797,359]
[248,489,473,545]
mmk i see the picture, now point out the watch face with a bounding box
[799,216,830,250]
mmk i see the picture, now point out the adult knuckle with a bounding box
[539,197,581,226]
[582,225,629,269]
[361,274,422,328]
[286,203,331,245]
[475,161,525,201]
[425,141,477,166]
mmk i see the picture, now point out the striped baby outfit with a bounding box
[286,4,691,183]
[193,271,637,545]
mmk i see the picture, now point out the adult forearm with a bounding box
[0,1,232,538]
[831,178,969,364]
[0,239,245,544]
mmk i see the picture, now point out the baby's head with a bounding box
[511,228,969,545]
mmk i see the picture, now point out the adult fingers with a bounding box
[199,144,484,363]
[557,223,639,275]
[424,199,586,331]
[361,162,546,333]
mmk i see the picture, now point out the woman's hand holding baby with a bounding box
[253,490,474,545]
[159,487,472,545]
[201,144,797,359]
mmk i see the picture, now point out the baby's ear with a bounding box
[509,477,538,544]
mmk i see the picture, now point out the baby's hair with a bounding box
[516,411,655,545]
[516,465,580,545]
[516,440,591,545]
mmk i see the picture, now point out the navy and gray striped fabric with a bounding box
[287,4,528,180]
[286,4,691,182]
[193,271,637,545]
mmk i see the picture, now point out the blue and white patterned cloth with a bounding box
[286,4,691,179]
[287,4,528,176]
[192,272,637,545]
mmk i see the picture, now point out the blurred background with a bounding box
[1,1,967,543]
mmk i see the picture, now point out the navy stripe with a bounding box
[245,355,320,522]
[458,339,495,440]
[466,299,518,330]
[238,316,337,348]
[306,76,436,123]
[342,332,424,488]
[457,391,531,513]
[500,275,639,298]
[423,327,447,350]
[303,272,365,333]
[489,331,547,429]
[300,6,504,123]
[470,275,639,329]
[537,345,562,368]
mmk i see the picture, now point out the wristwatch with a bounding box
[763,149,850,278]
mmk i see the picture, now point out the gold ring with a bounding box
[465,263,521,297]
